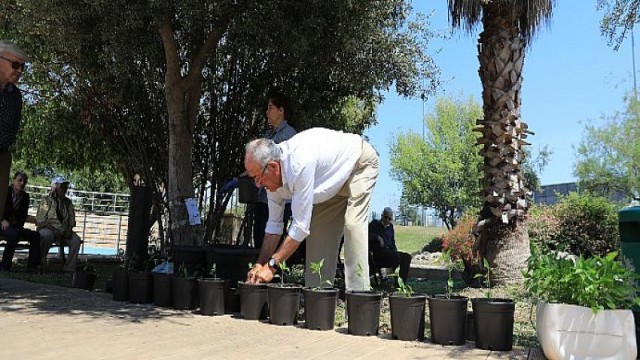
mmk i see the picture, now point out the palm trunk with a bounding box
[474,4,531,285]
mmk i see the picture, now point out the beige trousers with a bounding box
[304,140,379,291]
[39,228,82,272]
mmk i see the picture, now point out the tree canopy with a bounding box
[575,92,640,201]
[1,0,440,246]
[390,96,482,229]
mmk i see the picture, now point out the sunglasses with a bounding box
[382,215,392,220]
[0,56,26,71]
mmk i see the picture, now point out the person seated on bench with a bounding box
[0,171,40,272]
[36,176,81,273]
[368,207,412,283]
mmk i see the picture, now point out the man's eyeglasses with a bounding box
[0,56,26,71]
[251,163,269,185]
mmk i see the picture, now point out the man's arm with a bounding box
[248,235,302,284]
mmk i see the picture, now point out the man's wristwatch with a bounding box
[268,257,278,269]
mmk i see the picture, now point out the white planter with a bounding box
[536,301,637,360]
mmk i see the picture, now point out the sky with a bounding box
[364,2,635,216]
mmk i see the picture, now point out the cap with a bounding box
[382,207,393,216]
[0,40,27,61]
[51,175,69,185]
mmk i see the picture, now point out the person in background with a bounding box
[244,127,379,291]
[368,207,412,283]
[0,171,40,272]
[0,41,27,226]
[36,176,82,272]
[253,92,296,250]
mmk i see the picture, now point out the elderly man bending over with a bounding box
[244,127,379,291]
[37,176,81,272]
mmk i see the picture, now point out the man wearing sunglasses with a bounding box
[368,207,412,284]
[244,128,379,291]
[0,40,27,231]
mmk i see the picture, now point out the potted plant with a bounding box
[72,262,97,291]
[523,250,640,359]
[198,263,227,316]
[389,268,427,341]
[303,258,339,331]
[128,257,155,304]
[112,254,135,301]
[267,261,302,326]
[471,258,515,351]
[239,263,269,320]
[152,260,173,307]
[345,262,383,336]
[171,262,198,310]
[427,250,468,345]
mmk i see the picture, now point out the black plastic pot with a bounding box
[172,276,198,310]
[428,295,468,345]
[198,278,226,316]
[128,271,153,304]
[346,290,383,336]
[152,273,173,307]
[267,284,302,326]
[303,287,338,331]
[390,293,427,341]
[472,298,515,351]
[238,282,268,320]
[225,287,240,314]
[205,245,260,288]
[112,269,129,301]
[72,269,97,291]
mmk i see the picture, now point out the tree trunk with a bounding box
[473,4,532,284]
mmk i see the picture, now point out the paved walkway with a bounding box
[0,277,538,359]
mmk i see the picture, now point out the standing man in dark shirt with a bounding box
[0,171,40,272]
[368,207,412,283]
[0,41,27,225]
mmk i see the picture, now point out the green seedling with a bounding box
[394,268,413,297]
[277,261,289,286]
[178,262,189,278]
[439,250,456,299]
[209,263,217,278]
[355,262,371,290]
[474,257,492,298]
[310,259,333,289]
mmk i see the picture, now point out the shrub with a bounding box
[527,204,561,252]
[442,212,476,262]
[554,192,620,257]
[422,235,444,253]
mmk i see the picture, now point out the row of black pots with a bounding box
[111,268,513,350]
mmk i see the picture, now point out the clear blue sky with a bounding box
[364,2,635,216]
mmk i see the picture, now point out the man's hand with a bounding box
[246,263,275,284]
[1,219,9,231]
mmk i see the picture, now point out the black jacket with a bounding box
[2,186,29,229]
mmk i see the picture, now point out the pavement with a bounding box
[0,277,543,360]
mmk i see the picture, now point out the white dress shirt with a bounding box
[265,128,362,241]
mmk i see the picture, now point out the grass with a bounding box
[394,225,446,254]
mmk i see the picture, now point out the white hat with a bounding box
[51,175,69,185]
[0,40,28,61]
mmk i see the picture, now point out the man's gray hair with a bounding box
[0,40,27,61]
[246,138,281,166]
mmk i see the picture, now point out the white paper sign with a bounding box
[184,198,201,225]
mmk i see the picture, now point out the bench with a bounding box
[0,232,67,265]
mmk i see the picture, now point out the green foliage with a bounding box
[554,192,620,257]
[441,212,476,262]
[474,258,492,299]
[523,250,640,311]
[390,96,482,230]
[527,204,561,251]
[394,268,413,297]
[422,235,444,253]
[178,262,189,278]
[438,249,462,298]
[309,259,332,289]
[276,261,289,286]
[598,0,637,49]
[575,92,640,201]
[208,263,217,278]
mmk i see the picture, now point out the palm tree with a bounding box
[448,0,555,284]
